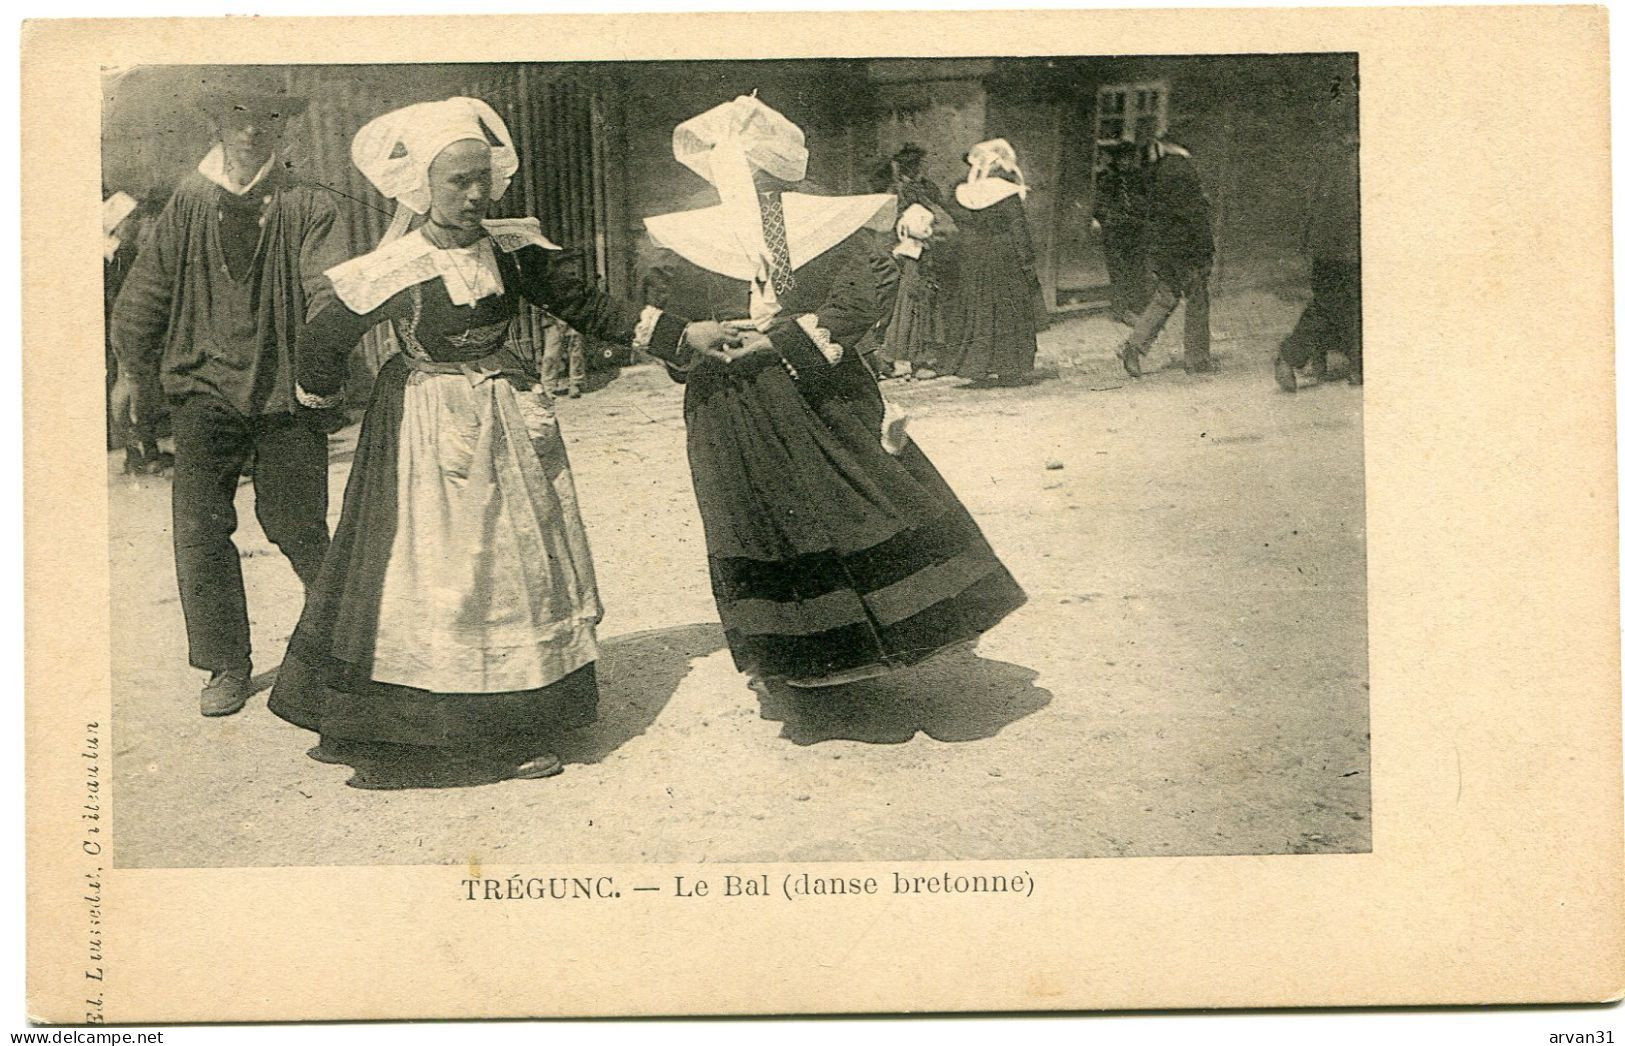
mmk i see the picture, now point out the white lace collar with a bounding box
[325,216,561,315]
[644,192,894,282]
[954,177,1026,211]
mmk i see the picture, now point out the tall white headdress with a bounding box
[645,94,892,290]
[351,97,519,244]
[666,94,808,282]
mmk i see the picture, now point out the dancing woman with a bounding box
[268,97,727,782]
[641,95,1027,689]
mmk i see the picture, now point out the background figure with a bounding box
[541,312,588,397]
[104,192,174,474]
[887,142,945,211]
[110,75,343,717]
[1275,135,1362,390]
[1092,140,1151,326]
[869,144,950,378]
[1117,134,1215,377]
[942,138,1042,386]
[885,203,947,380]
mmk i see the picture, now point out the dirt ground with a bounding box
[108,290,1369,867]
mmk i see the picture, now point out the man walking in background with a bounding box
[1117,133,1215,377]
[1092,139,1151,327]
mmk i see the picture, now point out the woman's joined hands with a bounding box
[681,319,783,367]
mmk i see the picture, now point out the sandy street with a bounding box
[108,291,1368,867]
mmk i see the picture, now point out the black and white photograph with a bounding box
[100,52,1369,868]
[20,3,1625,1025]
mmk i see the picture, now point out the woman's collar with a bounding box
[954,177,1025,211]
[645,192,894,281]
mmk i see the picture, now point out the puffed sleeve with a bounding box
[296,280,378,404]
[507,245,691,369]
[298,191,349,301]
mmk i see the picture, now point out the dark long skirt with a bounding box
[682,352,1026,685]
[267,355,598,750]
[886,255,946,369]
[942,231,1041,381]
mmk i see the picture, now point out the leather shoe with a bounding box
[201,663,252,717]
[511,752,564,780]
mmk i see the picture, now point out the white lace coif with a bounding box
[956,138,1029,210]
[644,93,894,339]
[672,94,808,188]
[351,97,519,216]
[967,138,1023,184]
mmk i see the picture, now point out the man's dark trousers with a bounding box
[170,394,330,673]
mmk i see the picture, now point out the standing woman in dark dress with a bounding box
[942,139,1042,386]
[885,202,949,380]
[268,98,726,783]
[641,96,1027,690]
[879,143,956,381]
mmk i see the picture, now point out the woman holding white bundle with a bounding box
[886,202,948,380]
[269,97,727,783]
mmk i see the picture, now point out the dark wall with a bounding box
[983,53,1359,293]
[103,54,1359,358]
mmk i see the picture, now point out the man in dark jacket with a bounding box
[111,73,345,716]
[1092,140,1151,325]
[1117,135,1215,377]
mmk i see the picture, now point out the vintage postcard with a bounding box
[21,5,1624,1022]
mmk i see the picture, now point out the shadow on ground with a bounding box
[556,622,726,765]
[322,622,726,791]
[755,645,1051,746]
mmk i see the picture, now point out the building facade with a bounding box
[103,54,1357,380]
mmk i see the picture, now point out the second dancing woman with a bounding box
[641,95,1027,690]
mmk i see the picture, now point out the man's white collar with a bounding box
[197,145,277,197]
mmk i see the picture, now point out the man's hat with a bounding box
[195,70,308,121]
[894,142,927,160]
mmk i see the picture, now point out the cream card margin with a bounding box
[21,6,1625,1021]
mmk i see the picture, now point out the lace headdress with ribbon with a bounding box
[644,94,894,324]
